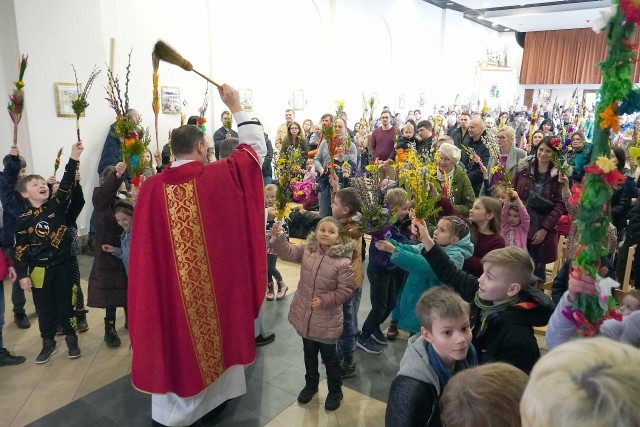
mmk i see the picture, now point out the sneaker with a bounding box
[356,336,382,355]
[65,334,81,359]
[340,362,357,379]
[255,332,275,347]
[325,392,343,411]
[35,339,57,364]
[76,315,89,333]
[0,348,26,366]
[14,313,30,329]
[371,329,388,345]
[266,284,275,301]
[276,281,288,300]
[386,322,399,341]
[298,382,319,404]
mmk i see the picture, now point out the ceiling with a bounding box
[423,0,612,33]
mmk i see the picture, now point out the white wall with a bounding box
[0,0,521,235]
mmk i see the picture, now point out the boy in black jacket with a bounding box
[13,142,84,363]
[413,219,554,373]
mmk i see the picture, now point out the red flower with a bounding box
[569,184,582,206]
[550,137,561,149]
[603,168,625,186]
[621,0,640,25]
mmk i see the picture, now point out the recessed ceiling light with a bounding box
[492,22,498,27]
[503,29,510,31]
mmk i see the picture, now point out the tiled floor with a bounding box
[2,253,404,427]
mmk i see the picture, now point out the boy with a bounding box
[413,219,554,373]
[0,145,30,329]
[385,287,477,427]
[331,187,363,377]
[264,184,287,301]
[13,141,84,363]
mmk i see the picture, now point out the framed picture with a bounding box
[293,89,304,110]
[161,86,181,114]
[399,94,405,109]
[419,93,426,107]
[54,82,82,118]
[239,89,253,112]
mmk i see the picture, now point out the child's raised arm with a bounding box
[55,142,83,205]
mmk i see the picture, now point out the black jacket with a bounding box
[0,155,28,247]
[416,136,434,157]
[213,126,238,160]
[98,122,120,174]
[421,244,554,373]
[459,133,491,196]
[449,126,471,149]
[262,132,274,178]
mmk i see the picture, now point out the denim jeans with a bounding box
[318,186,332,217]
[361,265,402,338]
[12,279,26,315]
[337,286,362,365]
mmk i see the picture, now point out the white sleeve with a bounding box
[546,291,580,350]
[234,111,266,165]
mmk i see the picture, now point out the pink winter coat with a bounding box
[271,232,355,343]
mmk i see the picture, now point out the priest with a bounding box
[128,84,267,426]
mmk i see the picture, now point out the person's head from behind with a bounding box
[434,216,469,247]
[441,362,528,427]
[490,185,509,205]
[3,154,27,178]
[315,216,343,247]
[469,196,501,233]
[219,137,239,159]
[508,204,522,228]
[171,125,208,163]
[436,135,454,150]
[264,184,277,208]
[416,287,472,369]
[402,123,415,139]
[521,338,640,427]
[620,289,640,316]
[114,201,134,231]
[332,187,362,220]
[17,175,48,206]
[479,247,533,303]
[385,188,410,218]
[611,145,627,173]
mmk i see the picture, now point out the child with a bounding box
[489,184,508,205]
[391,123,417,163]
[464,196,505,277]
[521,338,640,427]
[332,187,364,378]
[440,363,528,427]
[142,150,155,179]
[501,188,530,250]
[307,124,322,157]
[264,184,288,300]
[102,201,134,274]
[270,217,355,411]
[13,141,84,363]
[385,287,477,427]
[88,162,129,348]
[357,188,411,355]
[376,216,474,335]
[0,250,25,365]
[0,145,30,329]
[414,219,554,373]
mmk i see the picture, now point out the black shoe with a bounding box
[298,382,319,404]
[35,339,57,364]
[255,332,275,347]
[0,348,26,366]
[76,313,89,333]
[325,391,343,411]
[340,362,357,379]
[386,322,399,341]
[14,313,31,329]
[65,334,81,359]
[104,318,121,347]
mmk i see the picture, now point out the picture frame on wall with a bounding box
[399,94,405,109]
[54,82,82,118]
[293,89,304,110]
[239,89,253,112]
[419,93,426,107]
[161,86,181,114]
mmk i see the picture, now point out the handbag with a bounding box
[528,192,555,215]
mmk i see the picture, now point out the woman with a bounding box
[611,146,632,240]
[538,118,554,135]
[486,126,527,189]
[513,135,567,279]
[431,142,475,216]
[355,119,370,173]
[281,121,308,154]
[497,111,509,129]
[302,119,313,144]
[314,118,358,216]
[528,129,545,156]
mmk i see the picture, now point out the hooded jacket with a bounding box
[421,243,554,373]
[271,231,355,343]
[390,234,474,334]
[339,216,364,288]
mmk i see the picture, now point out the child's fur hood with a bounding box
[306,231,357,257]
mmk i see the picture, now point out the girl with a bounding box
[377,216,474,335]
[264,184,287,300]
[270,217,355,411]
[142,149,155,179]
[102,201,134,275]
[463,196,505,277]
[501,188,530,250]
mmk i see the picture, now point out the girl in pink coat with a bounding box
[271,217,355,412]
[501,188,530,250]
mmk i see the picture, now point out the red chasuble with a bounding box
[128,144,266,398]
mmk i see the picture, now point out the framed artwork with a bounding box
[54,82,82,117]
[161,86,181,114]
[399,94,405,109]
[419,93,426,107]
[293,89,305,110]
[239,89,253,112]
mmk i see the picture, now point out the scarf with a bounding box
[436,168,455,199]
[474,292,519,334]
[426,341,478,391]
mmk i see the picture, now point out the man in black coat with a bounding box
[459,118,490,196]
[449,112,471,149]
[213,110,238,160]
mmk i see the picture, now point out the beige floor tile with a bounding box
[73,355,131,399]
[39,355,94,382]
[10,378,83,427]
[266,402,340,427]
[334,398,387,427]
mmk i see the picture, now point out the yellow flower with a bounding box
[595,156,616,174]
[599,104,620,133]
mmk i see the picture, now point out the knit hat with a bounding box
[438,142,461,164]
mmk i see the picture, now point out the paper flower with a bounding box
[550,137,561,149]
[621,0,640,25]
[595,156,616,174]
[599,103,620,133]
[592,5,617,33]
[569,184,582,206]
[618,90,640,115]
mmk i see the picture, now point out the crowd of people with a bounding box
[1,88,640,427]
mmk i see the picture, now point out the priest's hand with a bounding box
[310,297,323,310]
[218,84,242,114]
[115,162,127,177]
[70,141,84,161]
